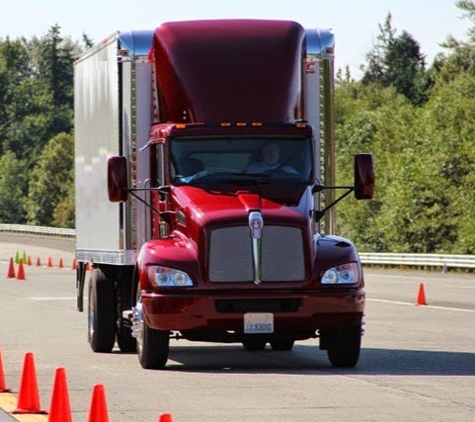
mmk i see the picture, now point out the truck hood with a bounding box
[172,184,312,230]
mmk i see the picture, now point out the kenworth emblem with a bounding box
[249,211,263,239]
[249,211,263,285]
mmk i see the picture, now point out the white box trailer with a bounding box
[74,31,154,266]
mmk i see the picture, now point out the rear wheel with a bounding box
[88,268,116,353]
[322,326,362,368]
[135,289,170,369]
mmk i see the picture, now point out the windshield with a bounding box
[169,136,313,186]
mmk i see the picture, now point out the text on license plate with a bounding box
[244,313,274,334]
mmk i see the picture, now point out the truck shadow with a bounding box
[163,344,475,375]
[356,347,475,376]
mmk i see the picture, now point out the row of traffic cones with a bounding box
[0,344,173,421]
[5,257,90,280]
[14,250,72,269]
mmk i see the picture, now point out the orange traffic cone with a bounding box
[48,367,72,422]
[0,343,11,392]
[7,257,15,278]
[59,258,64,269]
[415,283,427,306]
[158,413,173,422]
[36,257,41,267]
[16,259,26,281]
[27,256,32,266]
[87,384,109,422]
[72,259,77,270]
[47,257,53,268]
[12,352,47,414]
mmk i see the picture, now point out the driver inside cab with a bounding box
[245,142,298,175]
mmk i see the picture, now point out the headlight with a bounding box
[148,266,193,287]
[321,263,359,285]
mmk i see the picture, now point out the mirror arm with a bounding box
[125,188,174,225]
[313,185,355,222]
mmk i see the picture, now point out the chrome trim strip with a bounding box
[249,211,264,285]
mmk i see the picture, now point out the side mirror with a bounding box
[107,156,128,202]
[354,153,374,200]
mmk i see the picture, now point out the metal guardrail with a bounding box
[1,224,474,269]
[359,253,475,269]
[0,224,75,238]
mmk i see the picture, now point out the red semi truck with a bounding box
[74,19,374,369]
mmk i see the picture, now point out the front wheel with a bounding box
[321,326,362,368]
[88,268,116,353]
[135,290,170,369]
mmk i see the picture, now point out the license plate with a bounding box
[244,313,274,334]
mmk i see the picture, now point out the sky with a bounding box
[0,0,471,78]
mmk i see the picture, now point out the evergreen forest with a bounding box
[1,1,475,254]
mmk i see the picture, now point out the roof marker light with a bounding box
[236,122,247,127]
[252,122,262,127]
[221,122,231,127]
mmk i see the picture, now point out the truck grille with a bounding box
[208,225,306,282]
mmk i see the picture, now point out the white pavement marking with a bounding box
[368,298,475,313]
[25,297,76,300]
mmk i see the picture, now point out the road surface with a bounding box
[0,233,474,422]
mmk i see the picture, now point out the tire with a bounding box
[270,339,294,351]
[88,268,116,353]
[135,290,170,369]
[242,338,267,351]
[116,267,136,353]
[323,326,361,368]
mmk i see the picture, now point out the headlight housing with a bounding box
[148,266,193,287]
[321,262,360,285]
